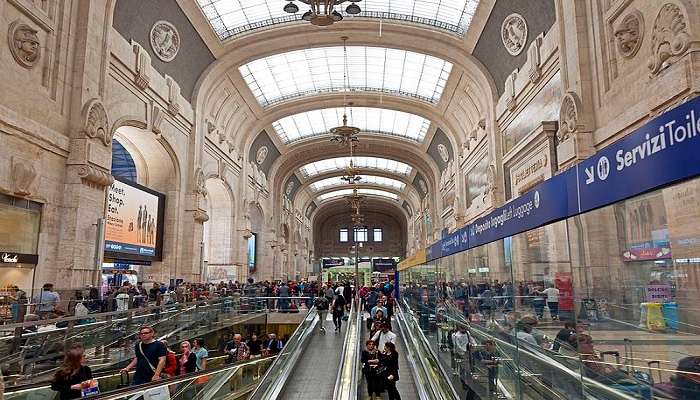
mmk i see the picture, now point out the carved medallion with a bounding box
[8,21,41,68]
[557,92,580,142]
[256,146,269,165]
[501,14,528,56]
[285,181,295,196]
[615,11,644,59]
[150,21,180,63]
[437,143,450,163]
[418,179,428,195]
[648,3,690,75]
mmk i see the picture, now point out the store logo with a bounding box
[533,191,540,209]
[1,253,18,263]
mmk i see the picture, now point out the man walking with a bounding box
[121,325,167,384]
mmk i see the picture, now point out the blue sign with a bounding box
[576,97,700,213]
[425,96,700,262]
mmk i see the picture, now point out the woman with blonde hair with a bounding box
[51,343,95,399]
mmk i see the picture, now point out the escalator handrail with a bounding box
[247,306,318,400]
[436,304,640,400]
[397,300,460,400]
[4,355,273,399]
[332,301,360,400]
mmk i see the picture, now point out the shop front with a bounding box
[401,96,700,398]
[0,193,41,292]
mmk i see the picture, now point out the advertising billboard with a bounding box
[104,177,165,261]
[247,233,257,273]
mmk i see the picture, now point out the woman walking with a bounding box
[51,343,95,400]
[332,293,346,333]
[361,339,383,400]
[380,342,401,400]
[178,341,198,375]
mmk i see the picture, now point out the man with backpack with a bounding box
[314,294,330,333]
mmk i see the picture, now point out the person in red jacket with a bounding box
[160,340,178,378]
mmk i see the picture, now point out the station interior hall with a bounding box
[1,0,700,399]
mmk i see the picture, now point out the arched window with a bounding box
[111,139,137,182]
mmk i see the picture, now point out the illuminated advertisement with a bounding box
[104,177,165,261]
[247,233,257,273]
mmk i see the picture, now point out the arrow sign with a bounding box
[584,166,595,184]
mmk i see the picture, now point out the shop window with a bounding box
[373,228,383,242]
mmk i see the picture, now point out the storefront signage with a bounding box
[373,258,396,273]
[104,177,165,261]
[646,284,673,302]
[0,252,38,264]
[577,97,700,213]
[622,247,671,261]
[322,258,344,268]
[512,154,548,190]
[425,96,700,262]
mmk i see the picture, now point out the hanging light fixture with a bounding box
[283,1,363,27]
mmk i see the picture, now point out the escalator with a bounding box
[0,296,279,387]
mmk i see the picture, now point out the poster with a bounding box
[247,233,257,272]
[104,178,164,260]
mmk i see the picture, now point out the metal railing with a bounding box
[332,301,361,400]
[247,306,319,400]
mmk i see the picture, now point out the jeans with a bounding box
[547,301,559,319]
[318,310,328,330]
[333,312,343,330]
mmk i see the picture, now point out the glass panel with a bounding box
[374,228,383,242]
[197,0,481,40]
[303,107,425,141]
[317,188,399,202]
[310,175,406,192]
[401,175,700,400]
[300,157,412,177]
[241,48,452,107]
[0,202,40,254]
[340,228,349,242]
[354,227,368,242]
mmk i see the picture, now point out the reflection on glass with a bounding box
[400,176,700,399]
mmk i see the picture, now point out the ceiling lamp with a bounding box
[284,0,363,27]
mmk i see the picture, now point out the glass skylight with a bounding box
[310,176,406,192]
[273,107,431,143]
[318,188,400,202]
[240,47,452,107]
[198,1,480,40]
[300,157,412,178]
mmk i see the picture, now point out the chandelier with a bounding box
[283,1,363,26]
[351,207,364,226]
[346,188,365,211]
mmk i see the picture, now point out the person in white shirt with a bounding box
[451,325,473,378]
[541,285,560,320]
[371,322,396,351]
[115,288,130,312]
[516,324,538,346]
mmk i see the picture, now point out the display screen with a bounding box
[104,177,165,261]
[247,233,257,272]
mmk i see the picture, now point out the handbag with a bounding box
[375,366,388,376]
[143,385,171,400]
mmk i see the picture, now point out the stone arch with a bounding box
[111,124,181,278]
[202,178,235,280]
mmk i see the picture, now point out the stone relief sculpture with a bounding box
[285,181,295,196]
[11,156,38,197]
[149,21,180,63]
[482,165,497,201]
[194,168,207,197]
[256,146,268,165]
[82,99,111,146]
[418,179,428,195]
[8,21,40,68]
[501,14,528,56]
[437,143,450,163]
[615,11,644,59]
[557,92,580,142]
[648,3,690,75]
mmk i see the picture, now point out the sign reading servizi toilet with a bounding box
[104,177,166,261]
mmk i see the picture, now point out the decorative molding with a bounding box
[149,20,180,63]
[151,105,164,135]
[256,146,269,165]
[505,71,518,111]
[81,99,111,146]
[648,3,690,75]
[557,92,582,143]
[437,143,450,163]
[8,20,40,69]
[527,34,543,84]
[193,209,209,223]
[11,156,38,197]
[131,40,151,90]
[77,165,114,188]
[165,75,181,115]
[501,13,528,56]
[614,10,644,59]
